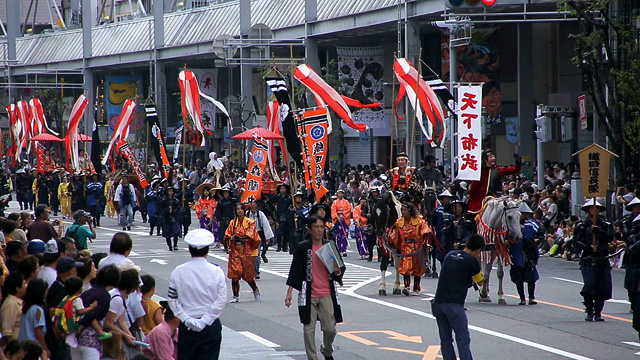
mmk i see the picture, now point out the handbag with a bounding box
[113,293,146,359]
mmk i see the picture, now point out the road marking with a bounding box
[621,341,640,355]
[338,330,422,345]
[237,331,280,348]
[150,259,168,265]
[504,294,631,323]
[209,252,594,360]
[550,277,584,285]
[607,299,631,305]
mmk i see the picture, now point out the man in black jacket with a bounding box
[215,185,237,252]
[159,187,181,251]
[286,215,345,360]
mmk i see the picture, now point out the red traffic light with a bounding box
[482,0,496,5]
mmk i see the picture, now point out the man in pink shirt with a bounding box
[143,304,180,360]
[286,215,346,360]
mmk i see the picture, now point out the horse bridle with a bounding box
[500,202,521,240]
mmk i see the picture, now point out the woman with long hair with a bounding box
[18,279,49,359]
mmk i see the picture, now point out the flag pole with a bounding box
[288,45,298,194]
[390,52,397,170]
[409,48,422,163]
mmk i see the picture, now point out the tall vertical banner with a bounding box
[298,108,329,200]
[456,85,483,181]
[266,77,302,166]
[37,144,46,173]
[118,140,149,188]
[145,104,171,178]
[240,138,268,205]
[190,69,219,133]
[173,126,183,161]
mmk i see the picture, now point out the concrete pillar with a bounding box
[82,0,92,58]
[154,0,165,48]
[6,0,19,101]
[155,63,168,131]
[517,23,535,162]
[239,0,253,164]
[81,0,94,138]
[405,16,421,164]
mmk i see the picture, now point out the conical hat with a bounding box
[581,198,605,212]
[626,197,640,211]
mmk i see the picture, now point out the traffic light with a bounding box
[446,0,497,8]
[535,116,552,143]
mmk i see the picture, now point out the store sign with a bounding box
[578,95,587,130]
[456,85,483,181]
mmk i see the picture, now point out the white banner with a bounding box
[456,85,483,181]
[190,69,219,132]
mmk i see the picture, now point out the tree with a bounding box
[561,0,640,184]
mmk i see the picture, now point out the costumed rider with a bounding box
[509,202,540,305]
[215,184,237,253]
[418,154,444,195]
[625,213,640,338]
[573,198,615,322]
[385,152,423,205]
[438,196,475,263]
[331,189,352,257]
[467,149,522,216]
[388,202,434,296]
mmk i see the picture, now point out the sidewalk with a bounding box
[221,326,298,359]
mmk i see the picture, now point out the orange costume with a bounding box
[389,216,433,277]
[353,204,366,227]
[224,217,261,281]
[331,198,352,225]
[195,198,217,219]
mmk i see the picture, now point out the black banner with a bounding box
[265,77,302,166]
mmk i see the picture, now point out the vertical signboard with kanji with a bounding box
[575,143,617,198]
[578,95,587,130]
[456,85,483,181]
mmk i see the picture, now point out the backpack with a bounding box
[66,225,81,249]
[53,295,80,338]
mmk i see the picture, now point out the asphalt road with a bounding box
[20,201,639,360]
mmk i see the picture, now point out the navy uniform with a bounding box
[573,199,615,321]
[438,198,475,262]
[37,173,50,206]
[15,169,30,210]
[509,202,540,305]
[215,186,237,252]
[48,170,61,215]
[169,229,227,360]
[273,184,293,252]
[159,189,181,251]
[86,174,104,226]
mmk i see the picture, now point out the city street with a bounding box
[30,202,639,360]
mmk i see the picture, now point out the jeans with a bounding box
[431,302,473,360]
[119,204,134,227]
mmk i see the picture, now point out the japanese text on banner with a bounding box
[457,85,483,181]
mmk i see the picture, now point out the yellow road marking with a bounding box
[338,330,423,345]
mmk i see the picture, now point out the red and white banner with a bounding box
[240,138,269,205]
[298,107,329,200]
[37,144,47,173]
[118,139,149,188]
[6,104,19,165]
[456,85,483,181]
[64,95,89,172]
[103,99,136,165]
[266,100,284,182]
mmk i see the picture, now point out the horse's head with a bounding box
[369,193,389,237]
[502,199,523,243]
[422,189,437,220]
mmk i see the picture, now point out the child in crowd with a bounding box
[61,276,112,344]
[140,275,163,335]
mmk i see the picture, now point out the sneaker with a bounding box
[342,252,347,257]
[230,297,239,303]
[519,299,526,305]
[402,288,410,296]
[253,288,260,301]
[585,314,594,322]
[529,299,537,305]
[255,274,261,280]
[168,247,173,252]
[127,226,131,230]
[594,316,605,322]
[98,332,113,341]
[411,291,420,296]
[174,246,179,251]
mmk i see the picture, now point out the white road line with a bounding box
[550,277,584,285]
[621,342,640,355]
[237,331,280,348]
[212,252,596,360]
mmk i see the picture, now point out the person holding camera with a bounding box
[27,204,63,242]
[224,203,261,303]
[65,210,96,251]
[431,234,485,360]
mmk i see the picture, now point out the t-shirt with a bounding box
[38,266,57,289]
[434,250,483,305]
[141,298,162,335]
[311,244,331,298]
[18,305,45,341]
[122,186,132,206]
[65,224,93,250]
[72,297,85,318]
[107,289,127,326]
[27,219,57,241]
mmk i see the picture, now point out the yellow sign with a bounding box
[573,143,618,198]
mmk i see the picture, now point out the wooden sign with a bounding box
[573,143,618,198]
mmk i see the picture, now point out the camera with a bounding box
[483,243,496,251]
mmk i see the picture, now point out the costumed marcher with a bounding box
[365,186,383,261]
[215,185,237,252]
[285,215,345,360]
[247,200,274,280]
[70,173,86,212]
[25,169,36,210]
[195,183,219,243]
[179,178,194,238]
[37,172,50,206]
[273,183,293,253]
[168,229,227,360]
[433,189,454,256]
[32,170,39,205]
[622,198,640,312]
[625,213,640,339]
[352,196,370,259]
[331,189,352,256]
[509,202,540,305]
[224,203,261,303]
[104,174,116,218]
[467,149,521,215]
[289,191,308,256]
[146,180,161,236]
[15,169,30,210]
[388,202,434,296]
[384,152,423,205]
[418,154,444,195]
[58,174,72,219]
[438,196,475,263]
[573,198,615,321]
[159,187,181,251]
[48,169,61,216]
[86,173,104,227]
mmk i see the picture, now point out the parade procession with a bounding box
[1,0,640,359]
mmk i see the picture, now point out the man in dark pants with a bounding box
[215,185,236,252]
[86,173,104,227]
[273,183,292,252]
[169,229,227,360]
[431,234,485,360]
[48,170,61,216]
[573,198,615,322]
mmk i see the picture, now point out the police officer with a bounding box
[573,198,615,321]
[168,229,227,360]
[273,183,293,252]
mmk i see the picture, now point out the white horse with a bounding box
[476,197,523,304]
